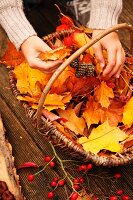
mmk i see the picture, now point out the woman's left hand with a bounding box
[92,30,125,78]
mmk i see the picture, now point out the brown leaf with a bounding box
[77,189,94,200]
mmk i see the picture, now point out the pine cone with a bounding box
[70,58,79,68]
[75,63,95,78]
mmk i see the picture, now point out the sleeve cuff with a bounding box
[87,0,122,29]
[0,7,37,50]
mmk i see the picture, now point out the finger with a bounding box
[29,59,63,73]
[93,43,105,67]
[115,48,125,78]
[108,48,123,78]
[102,48,116,77]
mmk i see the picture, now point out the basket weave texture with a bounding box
[9,29,133,167]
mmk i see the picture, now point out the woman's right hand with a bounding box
[21,35,63,73]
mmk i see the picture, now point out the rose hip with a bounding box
[50,181,57,188]
[44,156,52,162]
[70,192,78,200]
[58,179,66,186]
[122,195,130,200]
[27,174,35,182]
[73,184,80,191]
[47,191,54,199]
[114,173,121,179]
[116,189,124,195]
[49,161,55,168]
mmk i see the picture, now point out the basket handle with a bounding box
[36,23,133,128]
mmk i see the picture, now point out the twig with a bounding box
[36,23,133,127]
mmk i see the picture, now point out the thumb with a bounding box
[93,42,105,68]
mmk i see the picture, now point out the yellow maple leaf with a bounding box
[57,108,86,135]
[78,121,128,154]
[18,93,71,111]
[14,62,51,97]
[94,81,114,108]
[122,97,133,128]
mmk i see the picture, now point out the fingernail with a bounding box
[116,74,120,78]
[100,63,105,68]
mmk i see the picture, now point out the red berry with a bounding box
[53,177,59,182]
[61,16,74,26]
[58,179,66,187]
[63,36,73,47]
[93,196,99,200]
[56,24,70,32]
[49,161,55,168]
[116,189,124,195]
[87,163,93,170]
[70,192,78,200]
[114,173,121,179]
[109,196,118,200]
[73,178,79,184]
[79,177,85,183]
[122,195,130,200]
[78,164,87,172]
[48,191,54,199]
[73,184,80,191]
[44,156,52,162]
[27,174,34,182]
[50,181,57,188]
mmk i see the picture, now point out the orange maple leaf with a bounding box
[1,40,24,66]
[50,66,76,94]
[94,81,114,108]
[83,96,104,129]
[57,108,86,135]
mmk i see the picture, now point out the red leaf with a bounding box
[18,162,38,169]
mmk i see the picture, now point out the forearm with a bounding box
[0,0,36,49]
[88,0,122,29]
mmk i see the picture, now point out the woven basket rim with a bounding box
[8,30,133,167]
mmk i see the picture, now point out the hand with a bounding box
[21,35,63,73]
[92,30,125,78]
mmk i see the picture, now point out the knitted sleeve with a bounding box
[87,0,122,29]
[0,0,37,49]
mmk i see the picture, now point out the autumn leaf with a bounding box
[104,99,124,126]
[50,66,76,94]
[14,62,51,96]
[18,93,71,111]
[40,46,71,61]
[77,189,94,200]
[72,76,100,97]
[122,97,133,128]
[94,81,114,108]
[1,40,24,66]
[83,96,104,129]
[57,108,86,135]
[78,121,128,154]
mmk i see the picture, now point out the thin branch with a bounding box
[37,23,133,127]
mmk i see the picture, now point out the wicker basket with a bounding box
[9,25,133,167]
